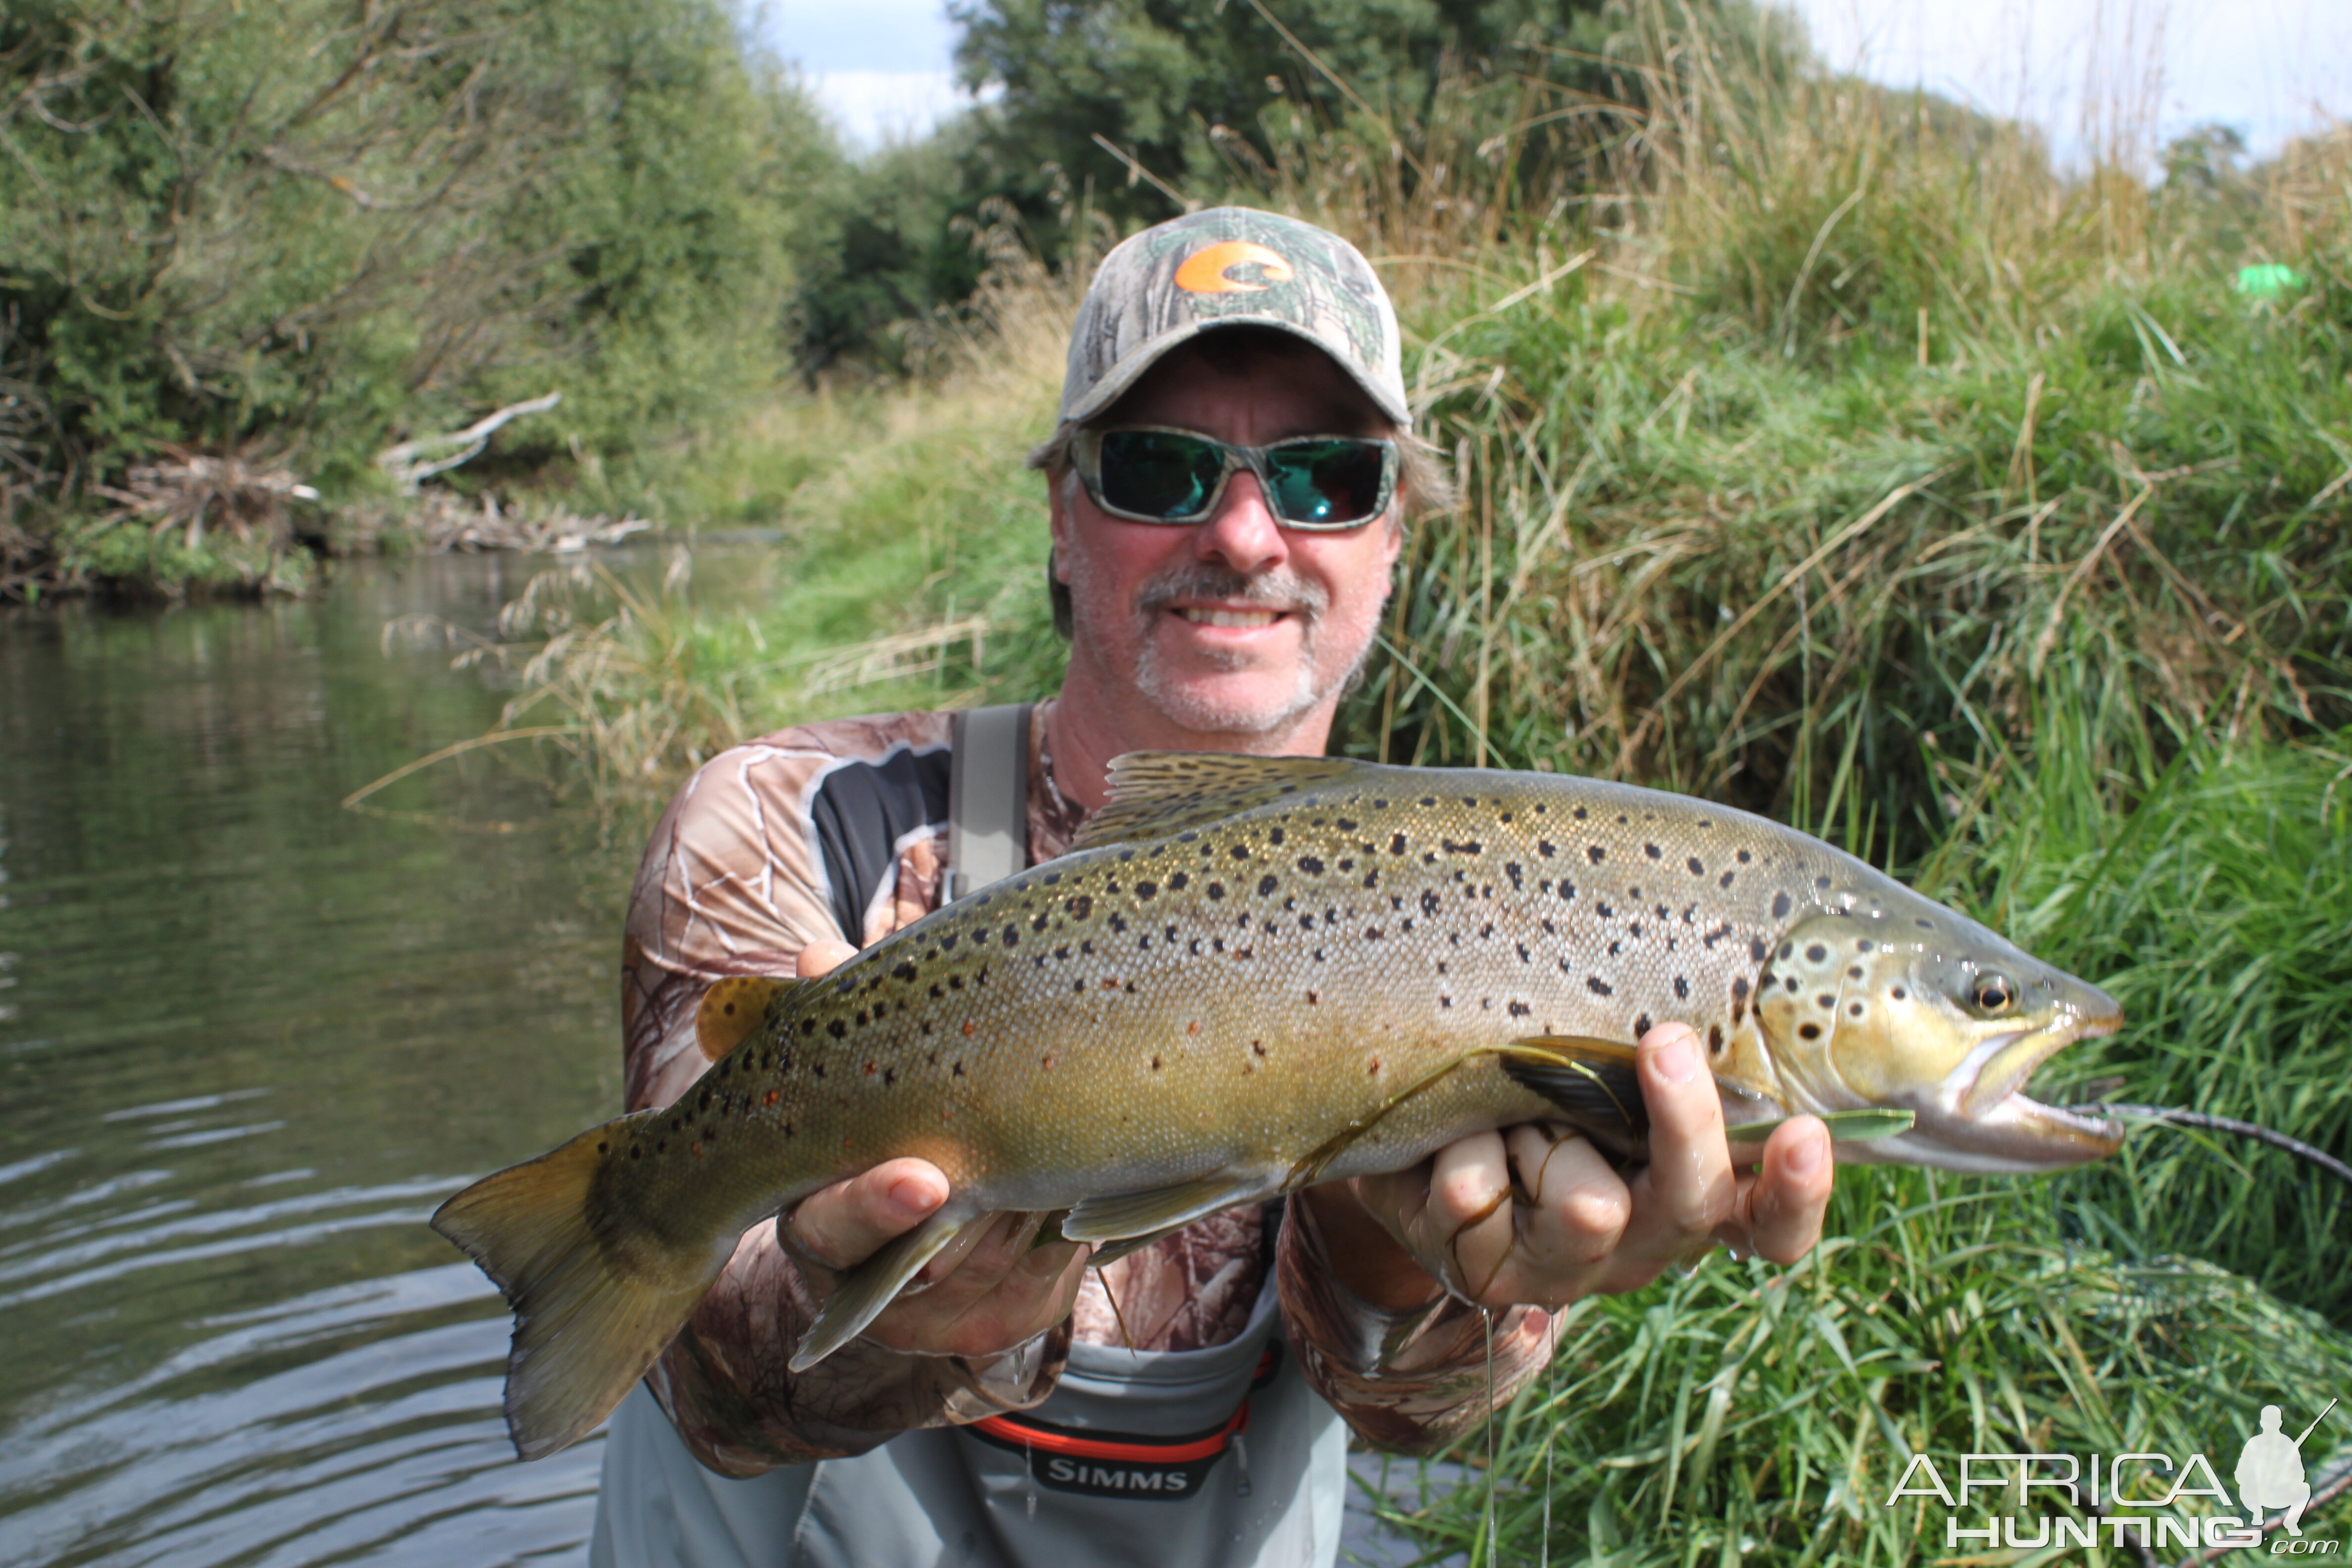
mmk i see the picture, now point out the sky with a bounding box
[750,0,2349,164]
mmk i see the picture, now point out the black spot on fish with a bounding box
[1891,986,1908,1000]
[1169,872,1189,891]
[893,961,918,981]
[1069,895,1093,920]
[1207,882,1225,901]
[1043,872,1061,885]
[1709,1025,1725,1054]
[1771,892,1792,919]
[1365,926,1383,940]
[1421,890,1441,917]
[1573,807,1588,820]
[1736,849,1752,863]
[1178,833,1198,843]
[1587,844,1606,864]
[1849,1002,1865,1017]
[1916,918,1934,930]
[1732,977,1749,999]
[1136,882,1159,899]
[1559,882,1576,902]
[1336,818,1358,831]
[1053,945,1070,961]
[1848,965,1863,980]
[1259,874,1279,897]
[1362,871,1379,890]
[1634,1013,1653,1036]
[1444,839,1482,856]
[1538,840,1556,858]
[1816,994,1834,1010]
[1785,976,1801,992]
[1229,844,1250,861]
[1751,937,1770,962]
[1799,1023,1822,1040]
[1687,857,1704,876]
[1509,1000,1531,1018]
[1587,976,1614,996]
[1720,871,1736,888]
[828,1020,847,1039]
[1806,944,1827,963]
[948,976,964,991]
[1596,902,1615,919]
[1645,844,1662,860]
[1506,862,1523,889]
[1675,975,1689,1000]
[1817,876,1832,890]
[1390,833,1408,855]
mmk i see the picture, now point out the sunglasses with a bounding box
[1074,426,1398,530]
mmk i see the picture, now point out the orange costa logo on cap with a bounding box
[1174,241,1293,294]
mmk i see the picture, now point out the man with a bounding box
[591,207,1835,1566]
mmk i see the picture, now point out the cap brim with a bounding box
[1062,317,1412,429]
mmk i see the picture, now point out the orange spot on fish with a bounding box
[764,1089,779,1105]
[962,1020,975,1037]
[1368,1057,1381,1076]
[1041,1051,1059,1071]
[691,1141,703,1159]
[1187,1021,1200,1035]
[864,1062,877,1076]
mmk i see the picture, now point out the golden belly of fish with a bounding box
[433,752,2124,1460]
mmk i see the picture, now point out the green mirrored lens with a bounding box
[1098,431,1221,518]
[1265,440,1386,524]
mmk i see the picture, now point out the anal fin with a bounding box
[1061,1172,1278,1244]
[790,1204,982,1372]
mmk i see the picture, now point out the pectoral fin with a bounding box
[1500,1035,1648,1147]
[1061,1172,1278,1243]
[790,1203,983,1372]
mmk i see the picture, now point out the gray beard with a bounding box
[1118,563,1344,736]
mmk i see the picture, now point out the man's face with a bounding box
[1051,339,1405,740]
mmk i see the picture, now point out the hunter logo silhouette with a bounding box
[1174,241,1294,294]
[2240,1400,2337,1537]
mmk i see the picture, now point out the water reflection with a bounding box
[0,555,651,1565]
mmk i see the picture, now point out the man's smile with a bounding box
[1172,603,1286,630]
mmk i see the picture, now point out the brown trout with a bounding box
[434,753,2123,1459]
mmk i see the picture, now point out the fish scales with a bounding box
[658,778,1830,1201]
[434,755,2123,1459]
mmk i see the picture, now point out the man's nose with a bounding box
[1192,470,1287,575]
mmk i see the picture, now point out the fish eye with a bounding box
[1971,972,2016,1014]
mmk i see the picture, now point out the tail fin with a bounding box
[432,1112,718,1461]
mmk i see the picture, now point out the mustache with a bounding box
[1135,564,1331,620]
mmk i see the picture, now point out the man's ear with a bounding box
[1047,469,1077,559]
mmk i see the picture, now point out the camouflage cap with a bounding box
[1060,207,1410,428]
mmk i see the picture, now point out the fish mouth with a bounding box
[1901,1014,2125,1171]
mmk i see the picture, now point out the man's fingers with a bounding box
[1423,1132,1514,1293]
[787,1157,948,1271]
[1621,1023,1737,1264]
[1741,1116,1833,1264]
[795,939,859,980]
[1506,1125,1629,1275]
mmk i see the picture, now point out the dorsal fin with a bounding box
[1071,752,1360,851]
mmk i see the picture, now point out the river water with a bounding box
[0,553,1448,1567]
[0,555,639,1565]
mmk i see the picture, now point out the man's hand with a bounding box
[1303,1022,1835,1312]
[774,939,1091,1359]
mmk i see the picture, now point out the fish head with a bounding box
[1751,906,2125,1173]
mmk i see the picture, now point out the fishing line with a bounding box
[2083,1105,2352,1195]
[1482,1306,1499,1568]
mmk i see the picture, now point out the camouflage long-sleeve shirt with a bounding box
[618,706,1552,1478]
